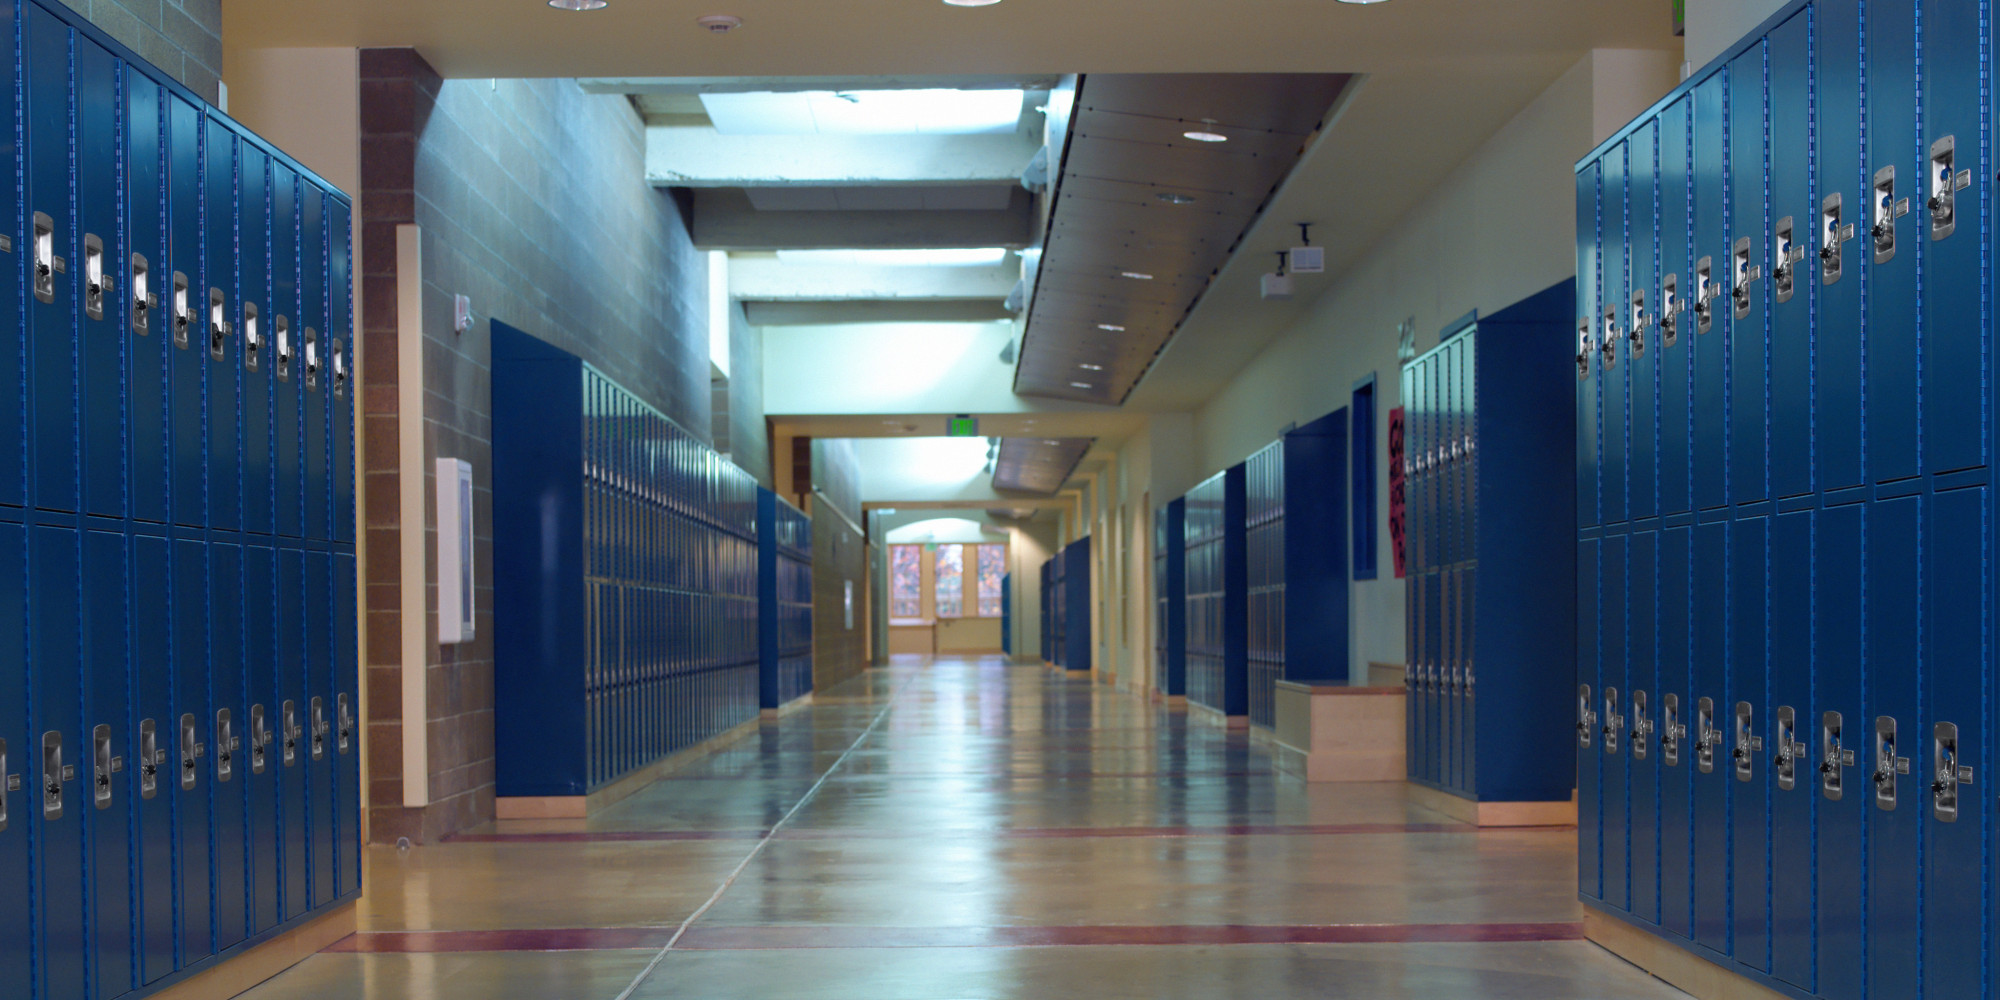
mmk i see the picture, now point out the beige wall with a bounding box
[1683,0,1793,72]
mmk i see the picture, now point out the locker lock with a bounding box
[179,713,205,791]
[215,709,239,783]
[1871,165,1909,264]
[1730,237,1761,319]
[332,338,349,397]
[337,694,354,754]
[1576,318,1592,380]
[83,234,112,322]
[1692,256,1716,334]
[172,272,192,349]
[131,255,156,336]
[1772,706,1808,791]
[243,302,262,373]
[1627,290,1648,359]
[1927,135,1970,241]
[1577,684,1598,748]
[42,731,72,821]
[209,288,233,361]
[1872,716,1912,811]
[282,700,302,767]
[249,704,271,774]
[137,719,161,800]
[1771,218,1803,304]
[303,328,320,390]
[1601,687,1624,755]
[1660,693,1686,767]
[274,316,291,381]
[1821,711,1857,800]
[32,212,57,305]
[1659,274,1680,349]
[91,724,122,811]
[1820,193,1853,285]
[1599,306,1619,371]
[311,696,328,761]
[1629,690,1652,760]
[1930,721,1975,823]
[1730,701,1764,780]
[1694,697,1721,773]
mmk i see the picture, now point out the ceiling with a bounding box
[992,437,1094,494]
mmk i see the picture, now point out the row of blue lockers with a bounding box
[1403,285,1576,806]
[1245,443,1286,729]
[494,325,807,798]
[0,2,365,1000]
[1153,499,1187,696]
[1041,537,1092,671]
[1575,0,1992,994]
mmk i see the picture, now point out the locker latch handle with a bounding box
[1629,690,1652,760]
[1931,721,1974,822]
[1873,715,1911,811]
[311,696,328,761]
[172,272,192,349]
[137,719,160,800]
[1731,237,1761,319]
[1692,256,1716,334]
[274,316,292,382]
[180,713,205,791]
[332,338,349,397]
[249,704,270,774]
[92,724,116,809]
[0,738,9,831]
[1927,135,1970,241]
[41,731,65,821]
[1576,684,1597,748]
[1601,688,1624,755]
[83,234,112,322]
[337,693,354,754]
[1772,217,1802,304]
[1820,193,1853,285]
[32,212,56,305]
[1772,706,1806,791]
[1659,274,1680,349]
[131,255,154,336]
[1627,290,1647,359]
[304,327,320,390]
[282,700,301,767]
[1821,710,1856,800]
[1661,693,1685,767]
[209,288,233,362]
[1599,306,1619,370]
[1576,318,1591,380]
[1871,166,1908,264]
[1694,697,1721,773]
[215,709,238,783]
[243,302,262,373]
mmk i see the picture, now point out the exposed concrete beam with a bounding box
[745,300,1015,326]
[730,258,1018,302]
[582,75,1060,96]
[691,189,1034,251]
[647,127,1039,187]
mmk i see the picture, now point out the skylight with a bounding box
[774,248,1012,268]
[700,89,1027,135]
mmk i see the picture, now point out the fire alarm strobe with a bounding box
[697,14,743,31]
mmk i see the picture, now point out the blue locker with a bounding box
[1577,536,1600,900]
[26,6,77,515]
[78,39,125,521]
[209,542,247,950]
[1658,97,1692,517]
[1728,515,1768,972]
[1922,487,1984,1000]
[0,0,20,514]
[1601,143,1629,526]
[130,533,174,986]
[1815,502,1864,1000]
[0,520,30,1000]
[1727,45,1769,506]
[82,528,132,1000]
[1691,74,1728,510]
[277,550,307,921]
[1815,0,1864,493]
[172,537,211,964]
[329,197,354,544]
[302,189,329,542]
[1658,525,1692,939]
[1690,520,1728,950]
[128,73,169,525]
[1626,531,1658,925]
[1766,14,1811,500]
[1600,533,1627,911]
[1865,0,1918,485]
[1767,509,1812,990]
[31,524,88,1000]
[1628,122,1658,523]
[167,97,204,529]
[271,167,301,540]
[243,545,279,934]
[306,551,335,907]
[204,120,240,533]
[1866,496,1919,1000]
[1578,161,1601,529]
[240,145,273,537]
[327,554,357,901]
[1921,0,1985,475]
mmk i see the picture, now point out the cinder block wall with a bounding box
[54,0,222,103]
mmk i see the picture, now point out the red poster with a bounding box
[1387,406,1406,578]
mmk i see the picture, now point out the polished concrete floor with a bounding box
[240,658,1688,999]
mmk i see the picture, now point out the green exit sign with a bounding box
[946,415,980,437]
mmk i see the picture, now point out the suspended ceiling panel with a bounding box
[1013,73,1351,404]
[992,438,1095,495]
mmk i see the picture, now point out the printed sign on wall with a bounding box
[1387,406,1406,578]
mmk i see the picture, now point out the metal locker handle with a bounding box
[274,316,291,381]
[83,233,111,321]
[179,713,203,791]
[1731,237,1762,320]
[1576,318,1591,379]
[311,696,328,761]
[41,731,64,821]
[215,709,238,783]
[1772,217,1802,304]
[1820,193,1852,285]
[1602,688,1624,755]
[1577,684,1596,748]
[172,272,192,349]
[1693,256,1716,334]
[138,719,160,800]
[131,254,154,336]
[209,288,233,361]
[1695,697,1720,773]
[1659,274,1680,348]
[1931,721,1975,822]
[1772,705,1803,791]
[92,724,115,809]
[1630,690,1652,760]
[1600,306,1619,370]
[1821,710,1856,800]
[332,338,349,397]
[249,704,270,774]
[1628,289,1648,359]
[1661,693,1685,767]
[1927,135,1969,241]
[1873,716,1912,811]
[337,693,354,754]
[0,738,8,831]
[1872,166,1907,264]
[32,212,55,304]
[303,327,320,390]
[283,700,301,767]
[1732,701,1763,781]
[243,302,262,373]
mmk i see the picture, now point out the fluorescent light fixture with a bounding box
[1069,381,1093,389]
[1155,192,1197,205]
[944,0,1003,5]
[1097,323,1126,332]
[1183,130,1228,142]
[1121,271,1154,280]
[548,0,609,8]
[1335,0,1393,4]
[775,248,1010,267]
[1079,363,1103,371]
[702,89,1026,135]
[1044,439,1062,445]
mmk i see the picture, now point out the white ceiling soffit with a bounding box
[992,437,1095,495]
[1012,73,1352,405]
[744,185,1017,212]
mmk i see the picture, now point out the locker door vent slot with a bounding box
[1772,217,1801,304]
[311,696,327,761]
[282,700,300,767]
[1600,306,1619,371]
[131,255,154,336]
[1820,193,1852,284]
[172,272,192,349]
[1872,166,1908,264]
[32,212,56,304]
[249,704,269,774]
[1695,697,1719,773]
[303,327,320,390]
[41,731,65,820]
[243,302,261,373]
[91,724,118,810]
[1931,721,1974,822]
[332,338,349,397]
[1928,135,1969,241]
[1628,290,1648,359]
[179,712,204,791]
[1602,687,1623,755]
[1630,690,1652,759]
[1731,237,1761,319]
[274,316,291,381]
[215,708,238,783]
[138,719,159,800]
[1576,318,1591,379]
[336,694,354,754]
[209,288,232,361]
[1873,715,1911,810]
[1773,706,1803,790]
[1693,256,1716,334]
[83,233,110,321]
[1661,692,1685,766]
[1660,274,1680,348]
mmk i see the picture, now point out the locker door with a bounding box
[271,166,301,539]
[1768,14,1813,500]
[83,528,132,1000]
[167,97,203,529]
[1769,509,1813,989]
[1578,162,1601,530]
[1920,0,1985,475]
[1441,568,1457,791]
[31,524,87,1000]
[172,537,211,964]
[1816,502,1865,1000]
[0,521,26,1000]
[306,551,334,907]
[1728,45,1770,506]
[209,541,247,949]
[1690,520,1728,950]
[277,549,306,921]
[127,73,168,525]
[26,6,77,515]
[329,196,353,543]
[1867,496,1920,1000]
[78,40,124,521]
[1626,531,1657,925]
[1628,122,1658,522]
[130,533,174,985]
[302,189,329,541]
[243,545,279,934]
[1460,562,1474,797]
[1730,516,1769,972]
[1659,97,1692,517]
[239,146,272,537]
[0,0,19,514]
[1658,525,1693,939]
[1602,143,1629,526]
[1922,487,1983,1000]
[1816,0,1864,493]
[1600,532,1628,912]
[204,119,240,532]
[1866,0,1919,485]
[1692,73,1728,510]
[1577,536,1600,900]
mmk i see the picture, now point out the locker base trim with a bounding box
[761,692,816,721]
[148,900,358,1000]
[1270,682,1406,782]
[1187,701,1252,730]
[1152,693,1189,708]
[496,714,765,819]
[1582,907,1794,1000]
[1408,784,1576,827]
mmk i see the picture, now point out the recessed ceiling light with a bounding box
[776,247,1008,267]
[944,0,1003,5]
[548,0,608,8]
[1183,130,1228,142]
[1097,323,1125,332]
[1120,271,1154,280]
[1155,192,1197,205]
[1079,363,1103,371]
[695,13,743,31]
[1335,0,1392,4]
[1069,382,1093,389]
[1045,439,1062,445]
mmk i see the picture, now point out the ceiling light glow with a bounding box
[1121,272,1154,280]
[1334,0,1393,4]
[1183,130,1228,142]
[702,89,1026,135]
[1069,382,1093,389]
[1079,363,1103,371]
[943,0,1003,5]
[1155,192,1197,205]
[548,0,609,8]
[776,248,1011,267]
[1097,323,1126,332]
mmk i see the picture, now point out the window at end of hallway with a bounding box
[891,545,922,617]
[937,544,965,617]
[977,543,1005,617]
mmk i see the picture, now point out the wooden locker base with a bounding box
[1583,907,1792,1000]
[1270,682,1406,782]
[496,714,765,820]
[761,693,815,721]
[1407,784,1576,827]
[1187,701,1251,730]
[151,900,357,1000]
[1153,692,1188,708]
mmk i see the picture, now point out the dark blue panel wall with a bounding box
[1061,537,1092,673]
[758,489,813,711]
[1154,500,1186,696]
[1282,410,1347,685]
